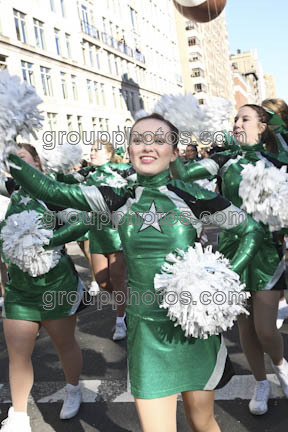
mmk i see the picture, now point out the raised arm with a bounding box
[46,212,91,249]
[9,154,106,212]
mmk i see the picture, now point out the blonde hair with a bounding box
[262,98,288,129]
[93,140,123,164]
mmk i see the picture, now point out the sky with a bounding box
[225,0,288,102]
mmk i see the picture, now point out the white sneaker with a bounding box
[273,358,288,397]
[248,380,270,415]
[60,383,82,420]
[112,318,127,341]
[89,281,100,296]
[0,407,31,431]
[277,298,288,329]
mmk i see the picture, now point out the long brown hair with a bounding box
[242,104,279,154]
[262,98,288,129]
[18,143,42,169]
[94,140,123,164]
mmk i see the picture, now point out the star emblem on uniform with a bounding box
[19,196,32,206]
[137,201,168,233]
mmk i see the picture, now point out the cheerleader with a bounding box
[57,140,136,340]
[0,145,90,431]
[261,98,288,328]
[7,112,265,432]
[171,104,288,416]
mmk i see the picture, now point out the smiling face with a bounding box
[128,118,178,176]
[90,143,111,166]
[233,106,266,146]
[17,147,40,169]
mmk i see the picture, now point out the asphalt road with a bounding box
[0,230,288,432]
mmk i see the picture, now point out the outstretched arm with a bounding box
[9,154,102,211]
[46,212,91,249]
[170,156,219,182]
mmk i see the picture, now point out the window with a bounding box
[194,83,206,93]
[92,117,97,133]
[33,19,45,49]
[71,75,78,100]
[40,66,53,96]
[21,61,34,86]
[99,118,104,131]
[95,48,100,69]
[0,55,7,70]
[81,41,86,64]
[67,114,73,132]
[89,43,94,67]
[50,0,55,12]
[61,72,68,99]
[191,68,204,78]
[100,83,105,105]
[119,89,123,109]
[81,5,89,33]
[188,37,199,47]
[60,0,65,17]
[112,86,117,108]
[93,81,99,104]
[47,112,57,131]
[87,79,93,103]
[199,99,205,105]
[65,33,71,58]
[105,119,109,133]
[77,116,83,135]
[14,9,27,43]
[54,28,61,55]
[114,56,119,75]
[130,7,135,28]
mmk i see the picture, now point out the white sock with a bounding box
[116,314,126,324]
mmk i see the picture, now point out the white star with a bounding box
[137,202,168,233]
[19,196,32,206]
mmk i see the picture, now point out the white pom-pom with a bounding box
[0,195,10,222]
[0,70,43,172]
[1,210,61,276]
[154,243,250,339]
[134,109,149,121]
[40,141,83,174]
[200,97,233,137]
[239,160,288,231]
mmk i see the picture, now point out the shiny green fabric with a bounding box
[9,158,268,397]
[1,187,87,320]
[171,145,283,291]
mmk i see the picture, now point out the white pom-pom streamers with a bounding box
[154,243,249,339]
[1,210,61,276]
[40,141,83,174]
[239,160,288,231]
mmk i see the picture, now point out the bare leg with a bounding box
[135,395,177,432]
[108,251,127,317]
[78,240,95,282]
[91,253,111,291]
[3,319,39,412]
[0,256,8,296]
[42,314,82,385]
[182,390,221,432]
[237,302,266,381]
[253,291,284,365]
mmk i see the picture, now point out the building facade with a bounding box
[174,8,233,104]
[264,74,277,99]
[0,0,183,153]
[230,49,265,105]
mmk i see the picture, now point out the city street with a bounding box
[0,234,288,432]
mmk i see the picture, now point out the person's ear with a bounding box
[258,122,266,135]
[171,147,179,162]
[34,156,41,169]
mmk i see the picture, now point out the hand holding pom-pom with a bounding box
[1,210,61,277]
[154,243,250,339]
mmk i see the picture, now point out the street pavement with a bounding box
[0,230,288,432]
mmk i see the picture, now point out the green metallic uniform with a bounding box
[0,186,90,321]
[57,162,135,253]
[9,154,263,398]
[171,143,287,291]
